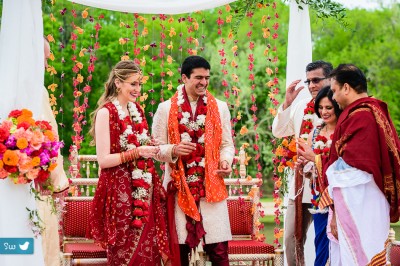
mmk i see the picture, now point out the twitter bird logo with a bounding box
[19,241,30,251]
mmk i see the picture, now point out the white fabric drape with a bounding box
[285,0,312,103]
[283,2,314,265]
[0,0,44,120]
[0,0,45,265]
[67,0,236,14]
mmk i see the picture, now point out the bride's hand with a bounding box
[137,146,160,158]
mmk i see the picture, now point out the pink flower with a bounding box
[26,168,39,180]
[30,130,44,150]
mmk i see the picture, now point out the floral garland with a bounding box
[309,128,332,210]
[112,99,153,228]
[299,101,315,140]
[177,86,207,202]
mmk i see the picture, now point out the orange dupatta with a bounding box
[168,89,228,221]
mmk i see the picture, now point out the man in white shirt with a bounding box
[272,60,332,265]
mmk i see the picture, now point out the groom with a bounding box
[152,55,235,266]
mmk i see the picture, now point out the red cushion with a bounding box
[64,242,106,259]
[64,201,92,237]
[227,200,253,235]
[391,244,400,266]
[228,240,274,254]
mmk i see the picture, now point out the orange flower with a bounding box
[16,138,28,149]
[281,138,289,147]
[3,150,19,166]
[277,164,284,173]
[21,109,33,117]
[239,126,248,135]
[289,140,297,152]
[31,157,41,167]
[17,115,35,126]
[48,163,57,172]
[44,130,55,141]
[0,160,3,169]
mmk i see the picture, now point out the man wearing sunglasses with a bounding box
[272,60,332,265]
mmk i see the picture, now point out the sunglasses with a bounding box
[304,77,327,86]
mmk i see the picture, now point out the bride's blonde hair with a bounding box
[89,60,142,144]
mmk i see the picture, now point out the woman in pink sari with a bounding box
[87,60,170,266]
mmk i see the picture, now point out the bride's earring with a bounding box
[116,87,121,93]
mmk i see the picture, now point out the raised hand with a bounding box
[283,79,305,110]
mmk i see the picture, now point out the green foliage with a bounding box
[312,3,400,130]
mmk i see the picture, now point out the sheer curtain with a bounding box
[286,0,312,103]
[67,0,236,14]
[0,0,45,265]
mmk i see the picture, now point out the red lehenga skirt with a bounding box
[87,165,170,266]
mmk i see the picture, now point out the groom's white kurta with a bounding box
[152,97,234,244]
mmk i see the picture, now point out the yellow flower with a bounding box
[168,27,176,37]
[119,38,127,45]
[226,16,232,24]
[266,67,273,76]
[141,76,149,84]
[269,107,277,117]
[48,83,58,92]
[167,55,173,64]
[166,70,174,77]
[16,138,28,149]
[3,150,19,166]
[278,164,284,173]
[79,48,87,57]
[168,16,174,23]
[82,8,89,19]
[121,55,130,61]
[50,13,56,22]
[76,74,84,83]
[239,126,248,135]
[76,26,84,35]
[262,27,270,38]
[141,27,148,37]
[75,62,83,69]
[47,66,57,75]
[47,34,55,43]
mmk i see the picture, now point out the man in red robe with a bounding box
[299,64,400,265]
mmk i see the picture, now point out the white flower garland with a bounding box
[113,99,150,150]
[177,85,207,184]
[111,99,152,190]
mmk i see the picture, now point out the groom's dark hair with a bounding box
[181,56,211,78]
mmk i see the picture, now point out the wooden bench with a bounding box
[60,150,283,265]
